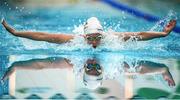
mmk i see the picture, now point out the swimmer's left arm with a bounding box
[113,31,169,41]
[114,20,176,41]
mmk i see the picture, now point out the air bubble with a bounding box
[79,19,82,23]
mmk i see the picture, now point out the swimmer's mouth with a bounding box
[93,46,97,48]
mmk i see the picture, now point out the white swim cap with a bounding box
[83,72,103,90]
[84,17,103,34]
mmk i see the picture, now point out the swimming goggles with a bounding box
[86,35,103,41]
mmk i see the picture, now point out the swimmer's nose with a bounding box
[91,41,98,48]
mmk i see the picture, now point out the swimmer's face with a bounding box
[84,59,102,76]
[85,33,103,48]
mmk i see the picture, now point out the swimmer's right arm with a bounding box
[1,19,74,43]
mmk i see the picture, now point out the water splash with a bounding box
[150,10,177,31]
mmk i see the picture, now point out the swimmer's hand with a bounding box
[163,20,176,34]
[1,19,16,35]
[1,18,7,28]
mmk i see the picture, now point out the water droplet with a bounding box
[122,11,125,14]
[79,19,81,23]
[67,27,71,30]
[123,16,126,19]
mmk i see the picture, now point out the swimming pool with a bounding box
[0,0,180,99]
[0,1,180,56]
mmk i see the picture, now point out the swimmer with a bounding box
[1,17,176,48]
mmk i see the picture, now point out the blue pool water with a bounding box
[0,1,180,99]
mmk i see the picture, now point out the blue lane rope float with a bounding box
[101,0,180,33]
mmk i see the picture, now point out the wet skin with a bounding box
[163,20,176,33]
